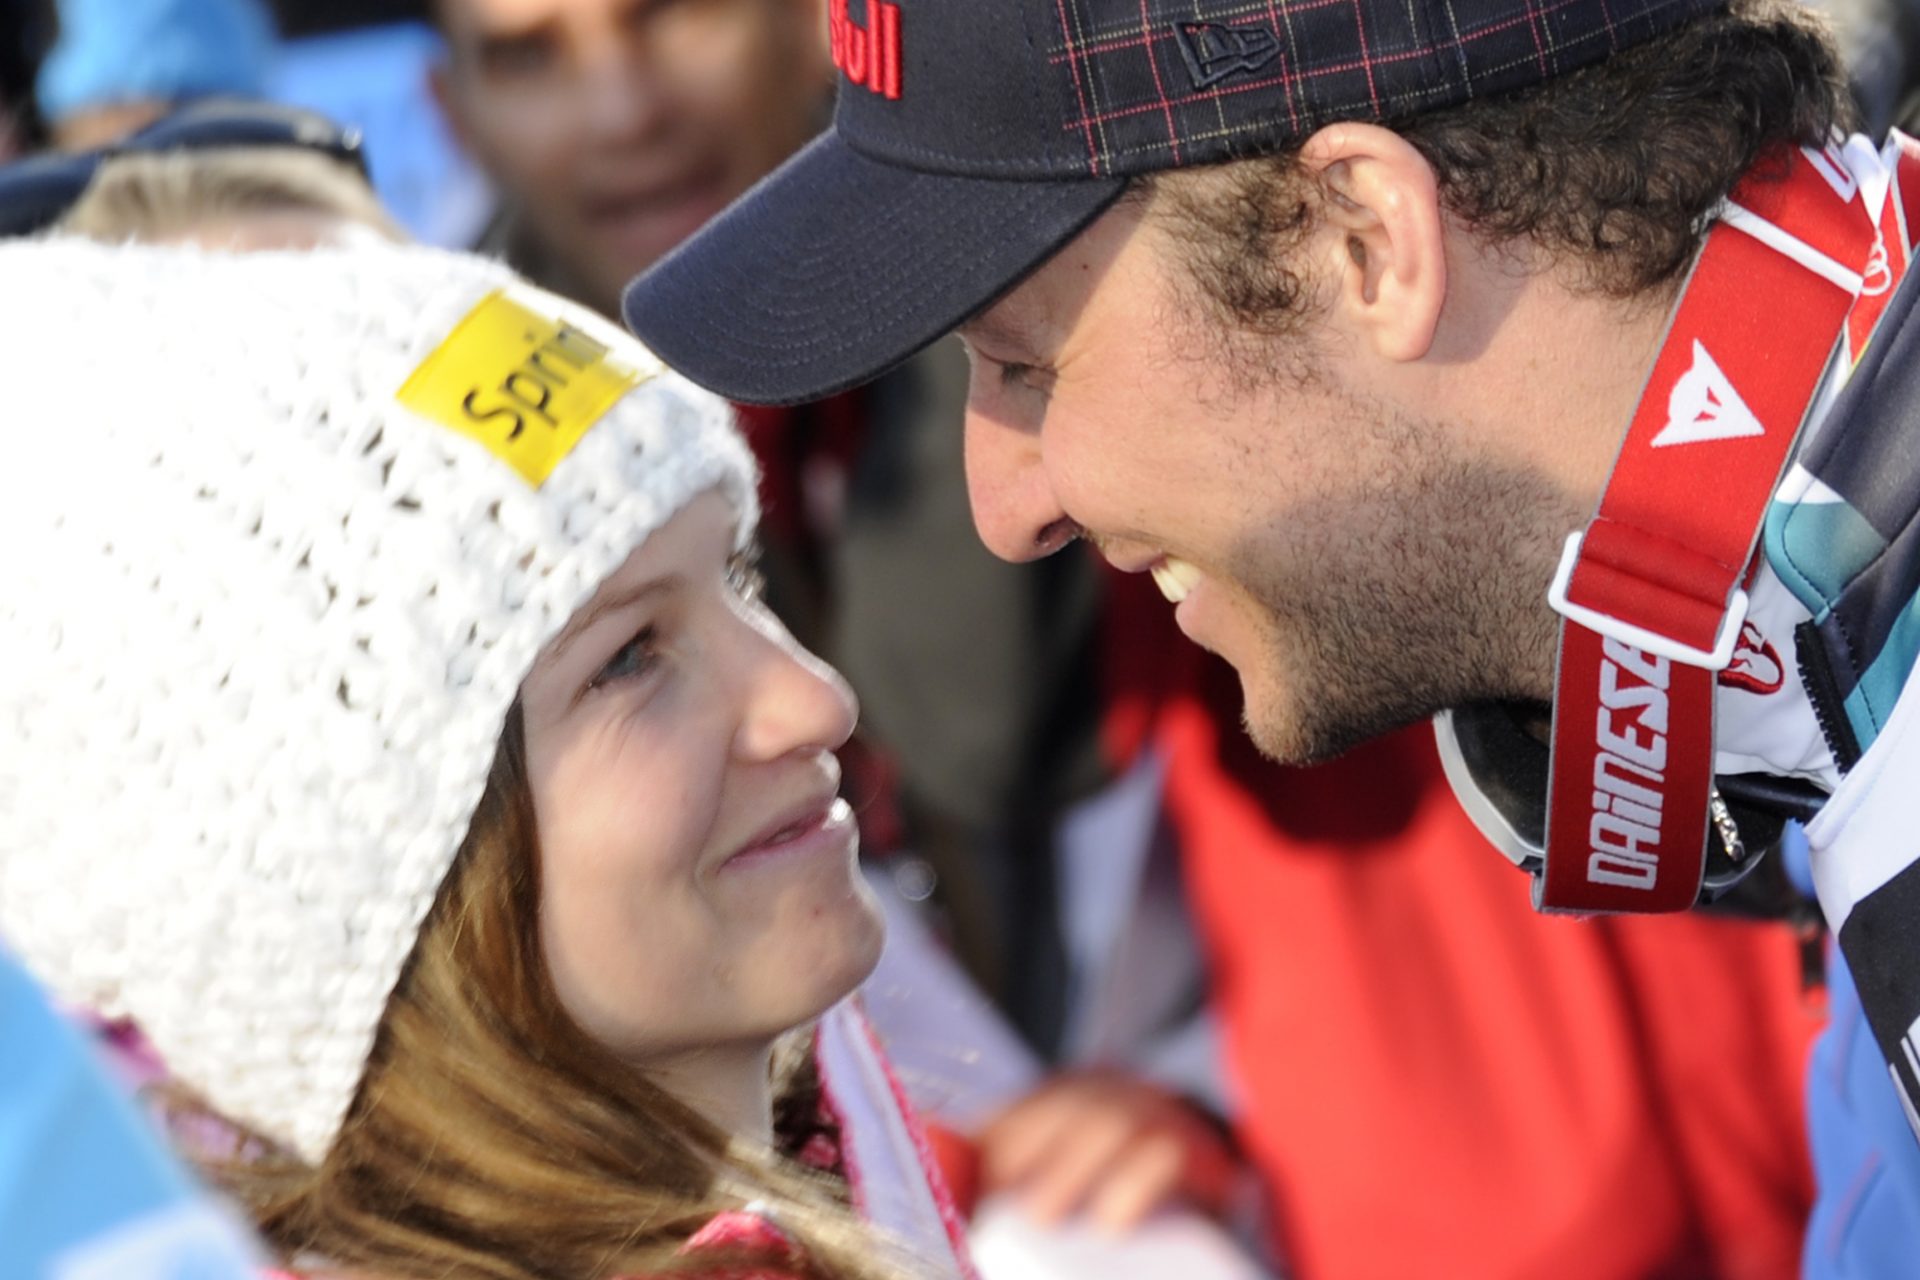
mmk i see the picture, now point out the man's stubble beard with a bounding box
[1229,397,1579,766]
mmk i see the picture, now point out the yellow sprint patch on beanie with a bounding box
[398,287,661,487]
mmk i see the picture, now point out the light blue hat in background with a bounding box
[35,0,277,123]
[0,947,260,1279]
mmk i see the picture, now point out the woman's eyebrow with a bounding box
[545,575,680,664]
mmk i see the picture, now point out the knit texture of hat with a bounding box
[0,236,757,1163]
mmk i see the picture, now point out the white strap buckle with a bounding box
[1546,531,1749,672]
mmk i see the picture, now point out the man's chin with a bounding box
[1238,673,1343,766]
[1237,665,1436,767]
[1242,704,1372,767]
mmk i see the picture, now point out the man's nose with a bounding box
[963,403,1072,563]
[576,46,670,144]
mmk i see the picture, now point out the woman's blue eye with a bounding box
[590,625,658,689]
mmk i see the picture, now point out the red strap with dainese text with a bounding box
[1538,137,1906,914]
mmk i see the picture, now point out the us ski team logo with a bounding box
[1652,340,1766,448]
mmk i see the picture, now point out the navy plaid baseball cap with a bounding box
[623,0,1723,405]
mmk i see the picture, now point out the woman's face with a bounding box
[517,489,883,1067]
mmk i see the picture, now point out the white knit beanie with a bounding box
[0,237,758,1164]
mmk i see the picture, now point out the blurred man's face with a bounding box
[434,0,829,315]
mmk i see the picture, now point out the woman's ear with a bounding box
[1298,122,1447,363]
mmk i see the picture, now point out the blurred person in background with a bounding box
[56,141,398,246]
[52,105,401,246]
[34,0,276,150]
[21,0,485,244]
[0,234,971,1280]
[0,98,396,245]
[429,0,827,318]
[261,0,493,246]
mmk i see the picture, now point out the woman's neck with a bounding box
[639,1042,777,1148]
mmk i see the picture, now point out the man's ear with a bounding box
[1297,123,1446,363]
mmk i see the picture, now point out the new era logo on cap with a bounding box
[1173,21,1280,89]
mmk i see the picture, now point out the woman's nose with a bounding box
[732,621,859,763]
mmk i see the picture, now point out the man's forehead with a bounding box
[960,200,1154,358]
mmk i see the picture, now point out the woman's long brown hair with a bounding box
[193,708,911,1280]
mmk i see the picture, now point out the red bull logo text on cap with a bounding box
[830,0,902,100]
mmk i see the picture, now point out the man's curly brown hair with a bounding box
[1146,0,1855,340]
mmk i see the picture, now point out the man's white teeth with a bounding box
[1150,558,1202,604]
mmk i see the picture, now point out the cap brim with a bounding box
[622,130,1126,406]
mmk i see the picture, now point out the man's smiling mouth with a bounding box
[1150,556,1203,603]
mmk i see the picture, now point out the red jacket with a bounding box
[1105,570,1820,1280]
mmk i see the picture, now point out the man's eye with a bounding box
[998,360,1054,394]
[590,625,659,690]
[624,0,688,34]
[727,549,765,602]
[478,34,555,78]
